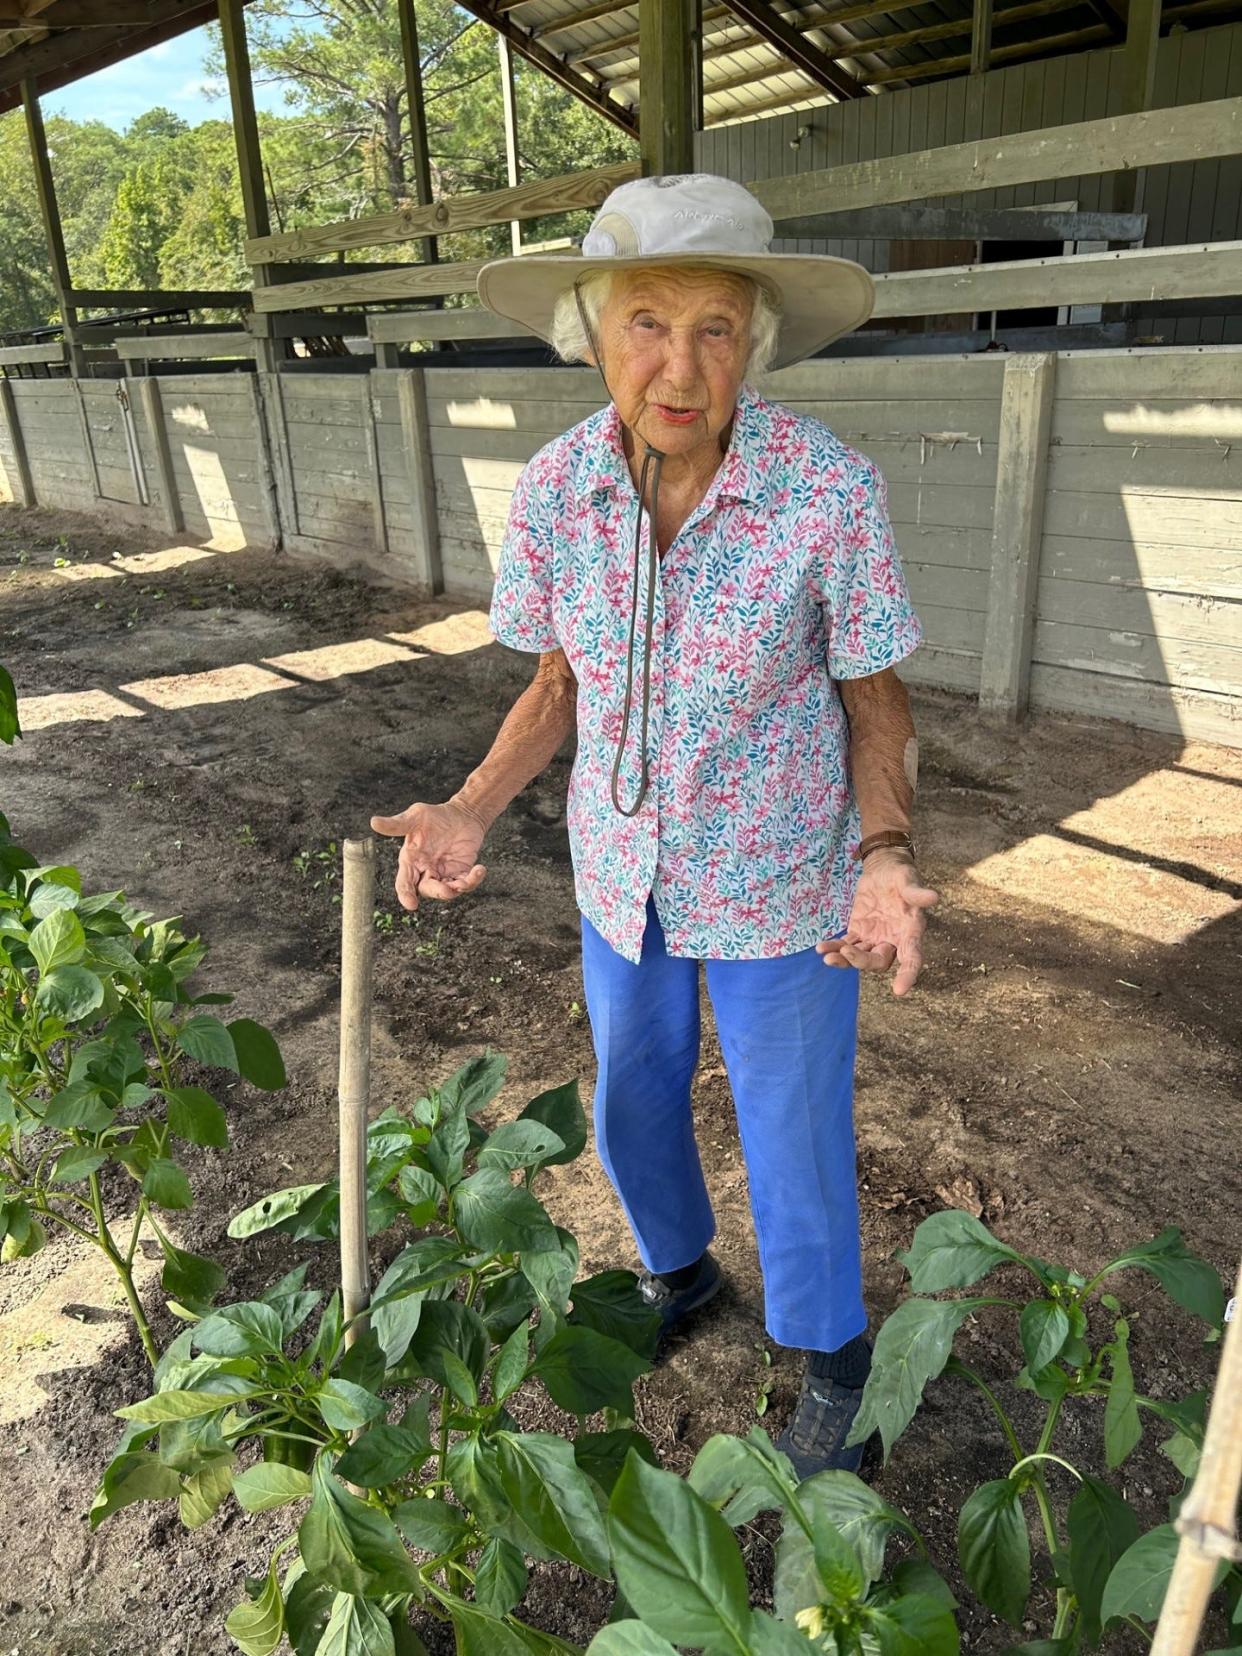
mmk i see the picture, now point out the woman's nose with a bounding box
[662,329,701,387]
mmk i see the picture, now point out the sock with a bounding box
[807,1333,871,1389]
[656,1257,704,1291]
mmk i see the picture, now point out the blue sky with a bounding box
[42,23,290,131]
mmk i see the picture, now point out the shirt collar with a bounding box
[579,383,770,508]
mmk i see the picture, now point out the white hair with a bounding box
[549,267,781,380]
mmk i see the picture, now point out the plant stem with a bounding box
[948,1360,1025,1461]
[87,1169,159,1369]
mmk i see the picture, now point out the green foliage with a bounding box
[0,854,285,1367]
[849,1208,1235,1649]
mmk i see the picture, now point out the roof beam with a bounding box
[451,0,638,137]
[0,0,220,108]
[865,21,1111,81]
[536,0,638,37]
[721,0,867,98]
[576,0,899,68]
[0,1,206,25]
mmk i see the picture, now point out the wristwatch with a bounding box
[856,830,916,863]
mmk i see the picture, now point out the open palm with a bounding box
[817,852,939,996]
[370,800,487,911]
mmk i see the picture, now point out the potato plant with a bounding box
[846,1209,1238,1649]
[0,831,286,1367]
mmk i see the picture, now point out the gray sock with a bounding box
[807,1334,871,1389]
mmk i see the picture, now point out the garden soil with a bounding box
[1,509,1238,1656]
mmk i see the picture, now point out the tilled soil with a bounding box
[0,508,1238,1655]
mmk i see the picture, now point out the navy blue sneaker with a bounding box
[637,1252,723,1337]
[775,1367,874,1479]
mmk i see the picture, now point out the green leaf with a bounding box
[440,1051,508,1116]
[476,1537,528,1618]
[368,1236,464,1365]
[743,1612,817,1654]
[118,1390,243,1424]
[958,1478,1030,1626]
[337,1327,387,1393]
[176,1013,238,1069]
[864,1592,960,1656]
[440,1348,479,1406]
[608,1452,752,1648]
[194,1301,286,1359]
[224,1554,285,1656]
[333,1423,430,1490]
[1101,1524,1183,1625]
[1101,1229,1225,1326]
[28,871,80,916]
[317,1378,387,1433]
[521,1228,580,1326]
[891,1559,958,1608]
[283,1565,333,1656]
[426,1100,470,1189]
[783,1468,909,1588]
[449,1604,530,1656]
[180,1453,234,1529]
[396,1163,440,1223]
[1019,1300,1071,1375]
[142,1156,193,1210]
[401,1298,488,1394]
[28,907,86,974]
[531,1324,649,1415]
[494,1430,611,1576]
[42,1078,114,1133]
[0,661,20,744]
[160,1241,225,1316]
[228,1183,329,1240]
[688,1428,798,1527]
[315,1593,396,1656]
[1067,1475,1140,1644]
[585,1626,679,1655]
[454,1166,558,1254]
[165,1086,228,1148]
[50,1144,108,1184]
[89,1447,179,1527]
[569,1269,662,1360]
[35,964,103,1022]
[899,1209,1029,1292]
[393,1494,472,1555]
[298,1457,421,1598]
[517,1079,587,1164]
[233,1461,312,1513]
[575,1429,658,1499]
[227,1018,287,1090]
[1104,1319,1142,1469]
[493,1317,530,1403]
[848,1298,989,1460]
[479,1119,568,1172]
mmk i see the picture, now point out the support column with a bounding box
[398,0,439,265]
[135,377,183,534]
[498,34,522,257]
[980,353,1056,722]
[1114,0,1161,217]
[970,0,994,75]
[639,0,696,176]
[398,368,442,598]
[0,379,35,508]
[219,0,286,372]
[21,77,77,341]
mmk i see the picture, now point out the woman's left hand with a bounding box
[817,848,940,997]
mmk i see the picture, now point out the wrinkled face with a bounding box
[593,267,753,461]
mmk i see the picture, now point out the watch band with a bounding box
[856,830,916,863]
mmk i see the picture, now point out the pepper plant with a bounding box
[94,1056,667,1653]
[0,843,286,1367]
[845,1209,1237,1650]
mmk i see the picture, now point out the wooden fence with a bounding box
[0,346,1237,749]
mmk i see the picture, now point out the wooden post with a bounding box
[257,370,300,540]
[498,33,522,256]
[639,0,696,175]
[398,366,442,597]
[338,839,375,1351]
[0,379,35,507]
[218,0,285,370]
[979,353,1056,722]
[398,0,439,265]
[1114,0,1161,217]
[361,373,389,555]
[970,0,994,73]
[246,372,281,547]
[21,77,77,336]
[1151,1260,1242,1656]
[135,377,183,534]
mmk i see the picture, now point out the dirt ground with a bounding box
[0,507,1238,1656]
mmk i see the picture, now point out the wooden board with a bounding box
[1028,663,1241,743]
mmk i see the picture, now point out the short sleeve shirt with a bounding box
[489,384,923,964]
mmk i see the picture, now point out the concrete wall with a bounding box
[0,346,1237,747]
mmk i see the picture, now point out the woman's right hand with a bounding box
[369,799,488,910]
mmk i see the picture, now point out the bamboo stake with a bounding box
[1151,1259,1242,1656]
[338,837,375,1351]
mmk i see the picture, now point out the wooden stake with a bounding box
[338,837,375,1350]
[1151,1260,1242,1656]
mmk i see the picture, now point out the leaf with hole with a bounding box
[478,1119,567,1172]
[517,1079,587,1165]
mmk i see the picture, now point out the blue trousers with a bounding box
[580,900,866,1352]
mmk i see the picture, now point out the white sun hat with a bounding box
[476,173,875,371]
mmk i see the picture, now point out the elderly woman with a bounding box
[372,175,937,1478]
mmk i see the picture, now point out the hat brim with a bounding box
[476,252,875,371]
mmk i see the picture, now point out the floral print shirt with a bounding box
[488,383,923,963]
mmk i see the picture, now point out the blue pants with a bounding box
[580,900,866,1352]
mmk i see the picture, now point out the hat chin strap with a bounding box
[573,280,663,820]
